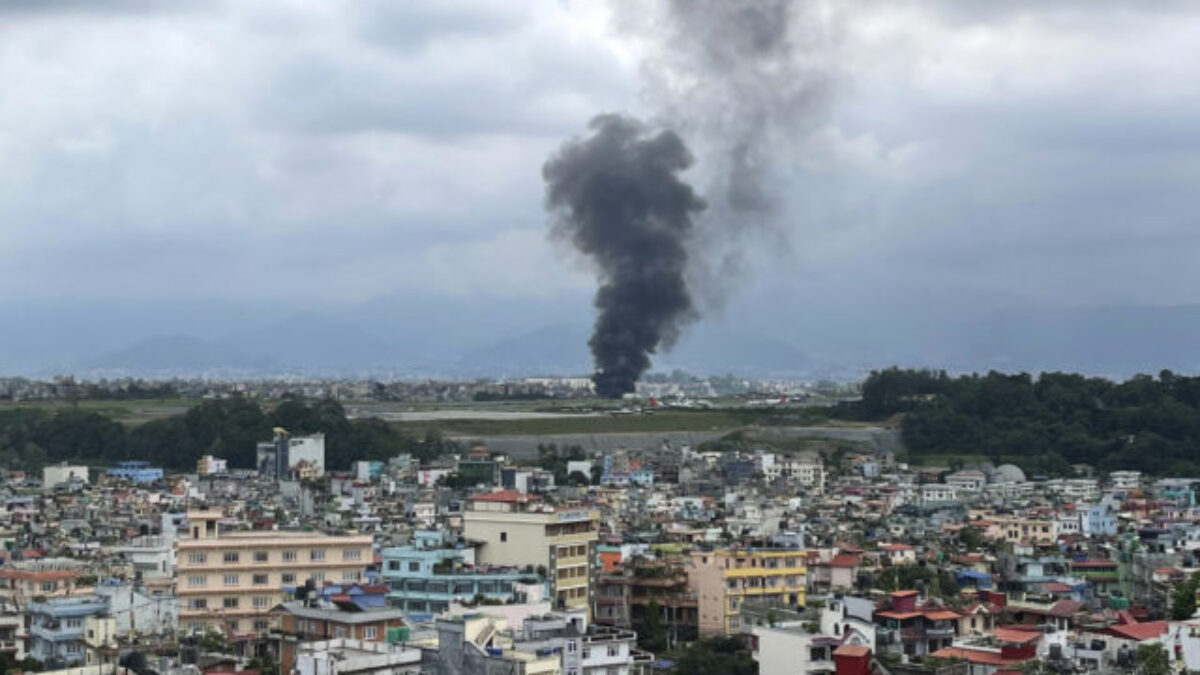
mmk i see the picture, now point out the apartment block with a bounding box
[688,548,806,636]
[175,510,371,638]
[462,491,599,614]
[272,599,407,674]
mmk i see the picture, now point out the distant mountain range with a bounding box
[6,293,1200,379]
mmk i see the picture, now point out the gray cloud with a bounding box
[3,0,1200,375]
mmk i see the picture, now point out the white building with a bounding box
[195,455,228,475]
[287,433,326,476]
[945,470,987,492]
[921,484,958,503]
[294,639,422,675]
[1110,470,1142,492]
[43,463,89,487]
[753,622,838,675]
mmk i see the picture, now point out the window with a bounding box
[567,641,577,653]
[223,597,239,609]
[253,596,270,608]
[253,619,270,631]
[224,574,239,586]
[283,550,297,562]
[282,573,296,584]
[500,532,507,542]
[253,574,268,585]
[363,626,377,640]
[189,598,207,609]
[226,619,239,631]
[223,552,240,564]
[311,573,325,583]
[41,581,56,592]
[188,575,207,587]
[334,626,348,638]
[342,571,360,582]
[66,643,82,654]
[187,553,207,564]
[408,562,420,572]
[343,549,362,560]
[66,618,82,629]
[608,645,620,657]
[310,549,326,561]
[254,551,269,563]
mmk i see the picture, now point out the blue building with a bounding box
[106,461,163,484]
[27,595,114,667]
[380,530,542,615]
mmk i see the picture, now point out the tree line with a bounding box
[858,367,1200,476]
[0,396,456,473]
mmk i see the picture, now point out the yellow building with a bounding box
[461,491,598,614]
[688,548,806,635]
[175,511,372,638]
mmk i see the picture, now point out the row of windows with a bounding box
[186,596,273,609]
[556,587,587,601]
[184,571,361,590]
[558,544,588,558]
[295,620,377,640]
[557,565,587,579]
[184,548,364,565]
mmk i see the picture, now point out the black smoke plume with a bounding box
[543,114,705,398]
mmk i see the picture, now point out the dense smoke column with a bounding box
[544,114,705,398]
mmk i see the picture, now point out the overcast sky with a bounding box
[3,0,1200,317]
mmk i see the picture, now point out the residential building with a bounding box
[873,590,961,659]
[175,510,371,638]
[196,455,229,475]
[380,536,539,615]
[593,558,698,643]
[257,430,326,479]
[687,547,806,635]
[273,599,407,674]
[461,491,599,615]
[43,463,89,488]
[512,613,654,675]
[26,595,117,668]
[0,608,25,661]
[292,638,422,675]
[427,614,560,675]
[752,622,840,675]
[105,461,163,484]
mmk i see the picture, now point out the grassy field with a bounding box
[387,409,764,437]
[0,398,197,425]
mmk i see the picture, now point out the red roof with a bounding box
[829,554,861,568]
[1045,582,1073,593]
[1107,620,1169,642]
[933,648,1021,666]
[834,645,871,657]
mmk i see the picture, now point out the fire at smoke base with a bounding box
[543,114,705,398]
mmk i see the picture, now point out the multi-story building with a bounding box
[105,461,164,484]
[196,455,229,475]
[0,608,25,661]
[42,463,88,488]
[26,595,117,668]
[257,430,326,479]
[0,559,92,607]
[380,533,540,615]
[175,510,371,638]
[752,622,841,675]
[513,613,654,675]
[687,547,807,635]
[272,599,407,674]
[594,558,698,643]
[462,491,599,615]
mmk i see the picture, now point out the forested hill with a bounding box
[0,397,454,473]
[859,367,1200,476]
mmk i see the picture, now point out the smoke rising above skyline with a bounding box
[543,115,704,397]
[549,1,835,395]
